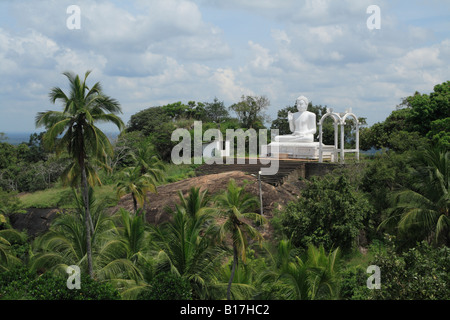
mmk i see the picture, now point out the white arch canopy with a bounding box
[318,108,360,163]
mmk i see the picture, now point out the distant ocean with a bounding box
[2,132,120,145]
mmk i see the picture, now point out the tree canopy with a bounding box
[361,80,450,151]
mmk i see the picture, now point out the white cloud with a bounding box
[0,0,449,132]
[309,25,344,44]
[211,68,254,102]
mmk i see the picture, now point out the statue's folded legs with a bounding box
[275,133,314,142]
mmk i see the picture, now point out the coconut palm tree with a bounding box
[214,178,265,300]
[176,187,215,226]
[30,188,115,276]
[131,143,166,179]
[0,228,26,271]
[116,166,158,214]
[380,146,449,245]
[35,70,124,277]
[96,208,150,298]
[261,239,341,300]
[30,189,142,289]
[99,208,150,267]
[150,188,225,299]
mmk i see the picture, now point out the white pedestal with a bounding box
[261,142,336,162]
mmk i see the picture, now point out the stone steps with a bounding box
[195,158,308,186]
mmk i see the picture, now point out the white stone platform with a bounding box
[261,142,336,161]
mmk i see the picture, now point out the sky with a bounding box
[0,0,449,133]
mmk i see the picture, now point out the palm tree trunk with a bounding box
[132,193,138,215]
[227,245,238,300]
[80,157,94,279]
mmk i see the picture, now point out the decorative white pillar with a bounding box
[319,122,323,163]
[356,121,360,162]
[340,120,345,164]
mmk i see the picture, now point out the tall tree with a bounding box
[30,188,115,276]
[116,166,158,214]
[35,71,124,277]
[215,179,265,300]
[266,239,341,300]
[229,95,270,129]
[130,144,166,179]
[126,106,171,136]
[361,81,450,151]
[380,146,450,246]
[151,188,224,299]
[204,98,229,123]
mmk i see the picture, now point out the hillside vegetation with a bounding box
[0,74,448,300]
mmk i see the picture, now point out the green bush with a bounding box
[137,272,192,300]
[339,266,371,300]
[0,266,121,300]
[0,266,35,299]
[277,174,372,253]
[357,241,450,300]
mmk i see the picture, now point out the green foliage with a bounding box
[0,139,67,192]
[365,241,450,300]
[96,208,148,283]
[137,272,192,300]
[361,151,414,233]
[127,106,171,136]
[215,179,265,300]
[0,228,27,271]
[29,188,116,276]
[203,98,230,123]
[0,266,120,300]
[362,80,449,151]
[151,122,178,162]
[0,142,17,170]
[380,147,449,246]
[164,163,198,183]
[407,81,450,135]
[151,188,224,299]
[359,108,420,151]
[339,265,368,300]
[25,132,48,163]
[428,117,450,151]
[116,166,159,213]
[277,174,371,253]
[0,265,35,299]
[263,240,342,300]
[0,188,25,216]
[215,248,268,300]
[127,101,211,139]
[229,95,270,129]
[215,179,264,263]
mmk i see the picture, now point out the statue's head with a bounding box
[295,95,308,111]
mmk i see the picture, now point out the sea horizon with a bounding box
[1,131,120,145]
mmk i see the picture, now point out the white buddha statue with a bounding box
[275,95,317,143]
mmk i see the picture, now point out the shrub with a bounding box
[0,266,121,300]
[0,266,35,299]
[346,241,450,300]
[137,272,192,300]
[278,175,372,253]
